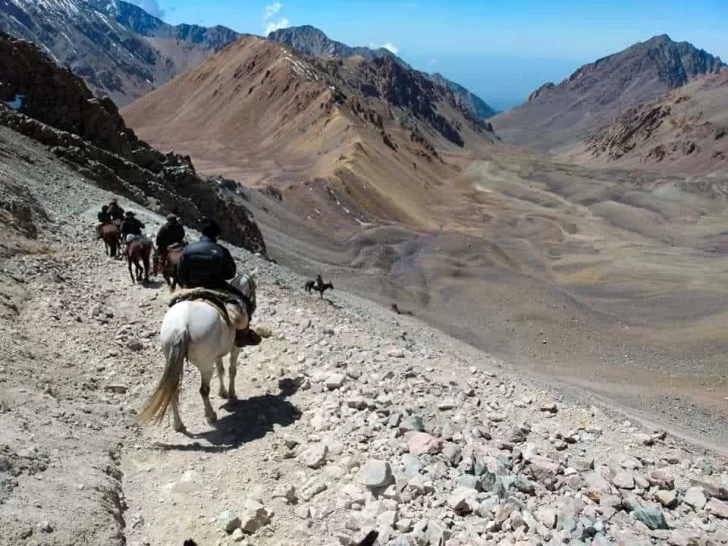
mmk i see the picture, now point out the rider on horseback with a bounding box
[177,218,255,347]
[96,205,112,239]
[121,211,145,243]
[108,198,125,222]
[155,214,186,267]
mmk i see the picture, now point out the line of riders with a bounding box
[96,198,259,348]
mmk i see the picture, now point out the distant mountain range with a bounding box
[0,1,495,118]
[492,34,725,153]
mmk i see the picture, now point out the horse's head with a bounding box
[232,268,258,316]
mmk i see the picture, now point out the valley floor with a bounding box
[251,150,728,450]
[1,128,728,546]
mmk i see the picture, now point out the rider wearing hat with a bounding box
[177,218,255,347]
[155,214,186,267]
[96,205,112,239]
[97,205,111,224]
[121,211,145,240]
[156,215,186,254]
[108,198,125,222]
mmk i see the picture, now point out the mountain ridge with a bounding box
[268,25,497,119]
[121,35,497,236]
[492,34,725,153]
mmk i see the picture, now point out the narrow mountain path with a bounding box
[1,168,728,546]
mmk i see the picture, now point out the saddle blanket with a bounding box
[169,288,247,329]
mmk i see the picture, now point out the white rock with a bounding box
[684,487,707,510]
[325,373,346,389]
[360,460,394,489]
[217,510,241,533]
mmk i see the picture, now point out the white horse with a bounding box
[137,270,258,432]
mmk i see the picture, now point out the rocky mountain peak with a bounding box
[268,25,496,119]
[0,0,242,105]
[493,35,724,152]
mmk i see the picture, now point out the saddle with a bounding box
[169,288,245,328]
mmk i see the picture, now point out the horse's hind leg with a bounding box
[199,368,217,424]
[128,259,135,283]
[171,388,184,432]
[216,358,228,399]
[228,347,239,401]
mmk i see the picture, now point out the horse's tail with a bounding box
[137,327,189,425]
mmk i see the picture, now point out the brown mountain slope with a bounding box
[491,35,724,153]
[122,36,497,234]
[571,71,728,175]
[0,31,265,254]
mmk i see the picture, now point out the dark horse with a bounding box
[100,224,121,258]
[304,279,334,297]
[152,245,184,290]
[126,237,153,284]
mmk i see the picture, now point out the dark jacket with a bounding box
[156,222,186,250]
[108,204,125,221]
[97,211,111,223]
[178,236,236,288]
[121,217,145,237]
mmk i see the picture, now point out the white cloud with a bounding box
[265,17,290,35]
[264,2,283,18]
[381,42,399,54]
[263,2,290,36]
[126,0,165,19]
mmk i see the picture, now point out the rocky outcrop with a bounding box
[0,32,266,255]
[587,104,673,160]
[585,71,728,173]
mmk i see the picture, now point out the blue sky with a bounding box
[130,0,728,111]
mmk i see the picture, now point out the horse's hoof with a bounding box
[173,422,186,432]
[228,394,238,403]
[206,412,218,424]
[218,389,229,399]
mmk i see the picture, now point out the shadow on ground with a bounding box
[154,378,301,453]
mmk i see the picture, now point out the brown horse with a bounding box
[100,224,121,258]
[126,237,153,284]
[152,246,184,291]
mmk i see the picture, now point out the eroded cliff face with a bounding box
[0,32,266,255]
